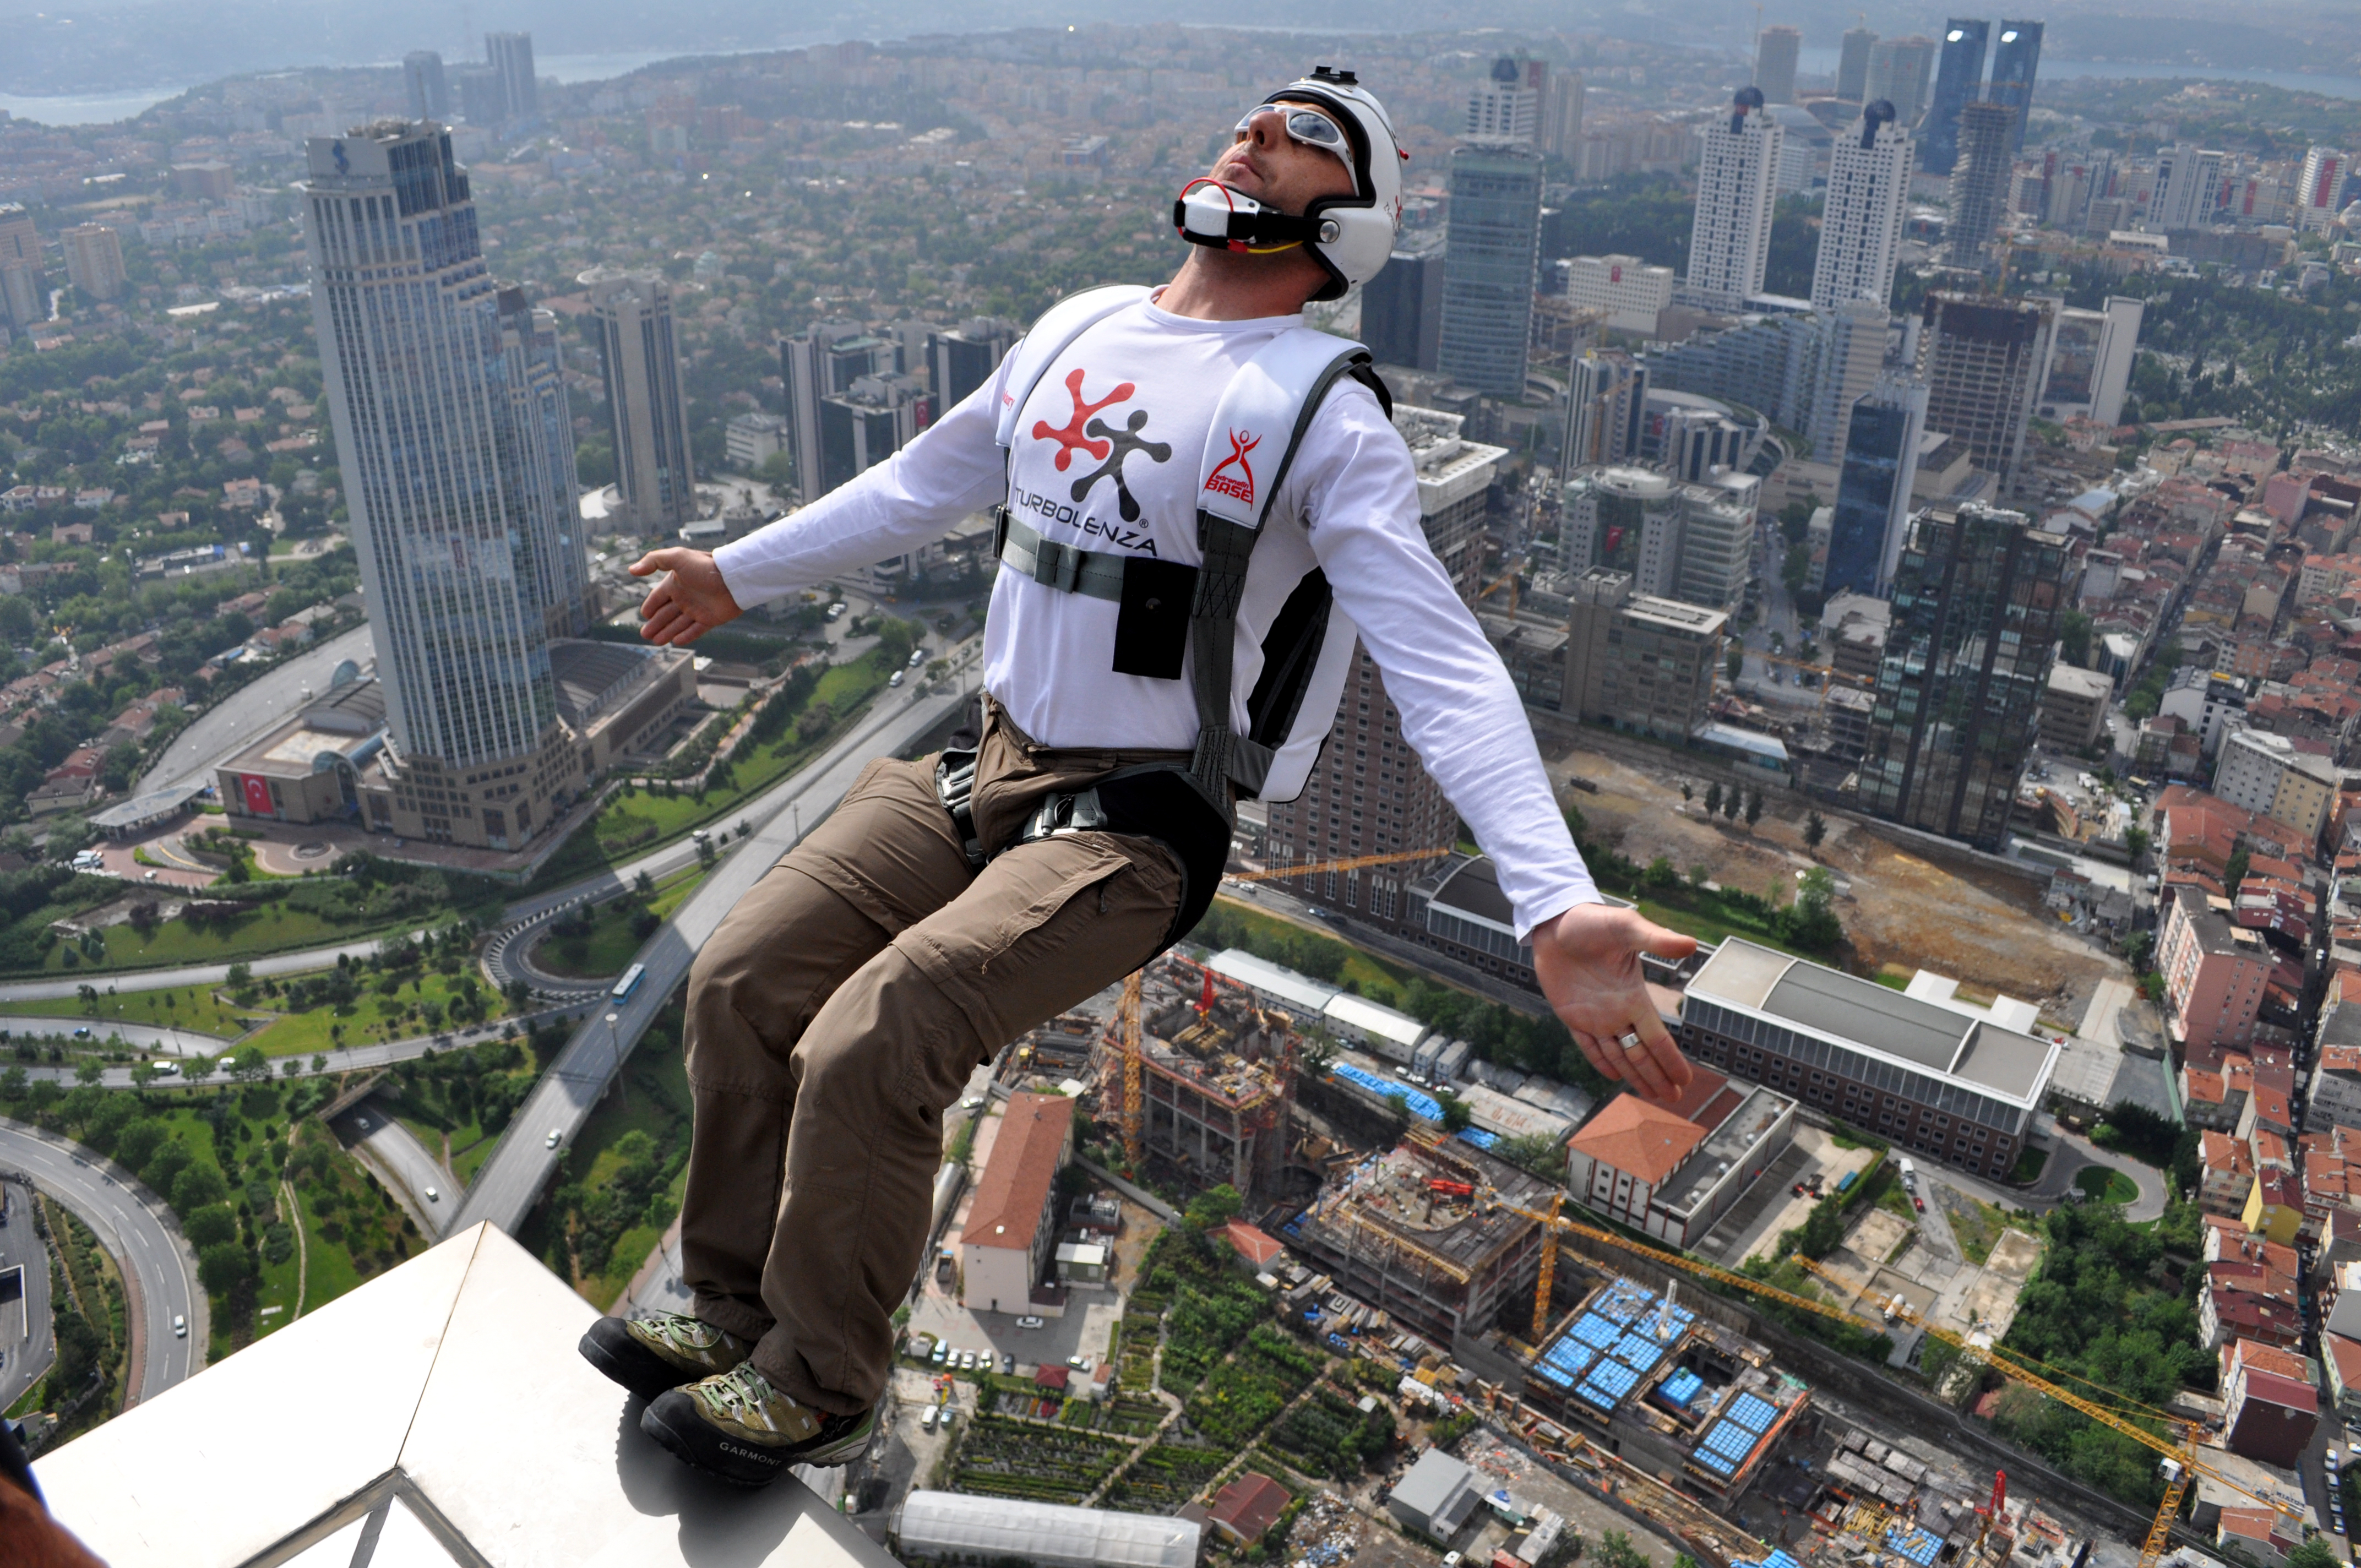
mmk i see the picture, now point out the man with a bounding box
[580,68,1696,1488]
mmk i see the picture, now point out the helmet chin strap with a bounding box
[1173,178,1337,255]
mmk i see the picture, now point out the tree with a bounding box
[1593,1531,1650,1568]
[2287,1539,2341,1568]
[1644,856,1679,889]
[1679,782,1693,803]
[129,1060,159,1091]
[74,1058,102,1087]
[1725,644,1745,682]
[230,1044,271,1085]
[2224,847,2250,891]
[77,982,97,1016]
[1804,811,1827,851]
[1438,1092,1474,1134]
[184,1054,216,1086]
[1184,1183,1243,1235]
[1744,789,1764,827]
[198,1240,252,1294]
[1704,782,1723,819]
[311,1054,329,1074]
[1721,786,1740,821]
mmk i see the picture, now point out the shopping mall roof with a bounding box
[32,1223,888,1566]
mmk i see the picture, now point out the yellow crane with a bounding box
[1478,1191,2292,1568]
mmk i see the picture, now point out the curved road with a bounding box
[335,1099,449,1240]
[0,1017,234,1058]
[134,624,375,796]
[0,1119,202,1406]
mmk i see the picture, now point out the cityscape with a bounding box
[3,6,2361,1567]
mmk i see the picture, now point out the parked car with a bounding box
[1068,1353,1091,1370]
[931,1342,949,1365]
[1912,1196,1925,1212]
[1015,1315,1044,1330]
[907,647,926,668]
[920,1406,938,1432]
[888,670,905,687]
[1002,1353,1016,1375]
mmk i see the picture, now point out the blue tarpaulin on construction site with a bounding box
[1658,1369,1704,1407]
[1591,1279,1656,1324]
[1887,1528,1941,1565]
[1329,1062,1443,1122]
[1725,1392,1778,1432]
[1457,1128,1498,1150]
[1610,1333,1664,1374]
[1535,1362,1575,1389]
[1693,1446,1737,1476]
[1570,1313,1621,1350]
[1577,1359,1639,1409]
[1544,1340,1597,1377]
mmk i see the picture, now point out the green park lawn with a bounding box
[529,865,710,979]
[517,1033,692,1310]
[240,968,518,1058]
[37,903,368,975]
[10,981,252,1039]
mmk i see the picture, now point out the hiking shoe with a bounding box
[639,1363,878,1488]
[579,1310,751,1403]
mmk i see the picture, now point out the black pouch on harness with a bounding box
[1111,556,1197,680]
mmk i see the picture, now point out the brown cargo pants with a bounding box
[675,701,1190,1418]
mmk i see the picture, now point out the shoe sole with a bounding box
[578,1322,708,1404]
[639,1393,792,1488]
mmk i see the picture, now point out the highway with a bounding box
[451,668,973,1234]
[0,1017,233,1057]
[0,1177,53,1415]
[333,1099,449,1239]
[0,930,443,1008]
[133,623,376,795]
[0,1119,202,1405]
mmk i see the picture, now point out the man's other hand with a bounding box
[631,548,743,646]
[1532,902,1700,1104]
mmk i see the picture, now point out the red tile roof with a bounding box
[1210,1473,1292,1543]
[1571,1095,1706,1186]
[962,1092,1073,1253]
[1223,1221,1287,1268]
[2237,1369,2319,1414]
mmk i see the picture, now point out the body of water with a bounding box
[0,85,195,126]
[1796,47,2361,103]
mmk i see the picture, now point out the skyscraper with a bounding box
[403,51,449,122]
[581,268,696,532]
[2298,146,2351,231]
[60,224,126,302]
[486,31,538,121]
[1920,19,1990,176]
[1836,26,1879,102]
[1360,246,1445,370]
[1685,89,1782,311]
[1544,72,1587,160]
[925,317,1017,410]
[1918,291,2055,496]
[1467,56,1541,144]
[1867,36,1938,127]
[1811,101,1913,313]
[1824,373,1928,597]
[780,323,930,503]
[1856,504,2066,850]
[1437,141,1543,395]
[456,66,507,125]
[1754,26,1803,105]
[2150,144,2226,232]
[302,121,593,851]
[1562,349,1648,472]
[1944,100,2017,268]
[2034,296,2142,427]
[1987,22,2044,154]
[0,204,38,331]
[1563,466,1756,613]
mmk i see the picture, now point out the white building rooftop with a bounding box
[34,1222,890,1567]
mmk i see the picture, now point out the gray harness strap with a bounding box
[991,510,1126,602]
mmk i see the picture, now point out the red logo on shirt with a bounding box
[1205,428,1260,504]
[1031,368,1134,471]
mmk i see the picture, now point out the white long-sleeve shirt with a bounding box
[715,294,1598,939]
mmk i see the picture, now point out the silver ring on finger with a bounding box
[1617,1031,1645,1053]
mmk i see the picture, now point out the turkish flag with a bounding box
[242,775,273,815]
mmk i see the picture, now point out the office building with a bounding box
[2036,296,2142,426]
[2298,146,2351,232]
[1563,567,1727,740]
[1837,26,1879,102]
[485,31,538,121]
[456,66,507,125]
[1467,56,1541,144]
[1544,72,1587,160]
[1856,504,2068,851]
[580,268,695,532]
[1918,291,2055,495]
[2038,663,2113,753]
[1945,100,2018,268]
[302,121,599,852]
[1437,141,1544,395]
[1562,350,1649,472]
[1564,254,1673,336]
[2214,729,2338,845]
[781,322,927,502]
[1262,405,1504,934]
[723,411,787,471]
[60,223,126,302]
[1867,37,1938,129]
[1562,465,1755,613]
[1811,101,1913,313]
[924,316,1016,410]
[960,1091,1074,1317]
[1824,373,1928,597]
[1754,26,1802,105]
[1920,20,1989,176]
[1766,104,1834,198]
[1987,22,2044,154]
[1361,246,1445,369]
[402,51,449,122]
[0,204,38,331]
[1567,1074,1796,1247]
[1681,936,2059,1177]
[2151,144,2226,232]
[1686,89,1783,311]
[1644,304,1876,467]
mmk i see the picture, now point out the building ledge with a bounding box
[32,1221,893,1567]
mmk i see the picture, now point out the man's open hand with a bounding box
[1532,902,1700,1103]
[631,548,743,647]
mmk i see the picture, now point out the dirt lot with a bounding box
[1547,737,2125,1023]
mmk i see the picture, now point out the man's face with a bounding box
[1209,99,1359,216]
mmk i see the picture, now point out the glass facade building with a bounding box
[1986,21,2044,154]
[1824,376,1926,597]
[1437,143,1543,395]
[1918,19,1989,176]
[1856,504,2066,850]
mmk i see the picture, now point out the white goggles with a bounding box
[1233,105,1354,173]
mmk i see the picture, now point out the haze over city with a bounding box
[3,4,2361,1568]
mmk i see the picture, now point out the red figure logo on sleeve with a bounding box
[1204,428,1260,504]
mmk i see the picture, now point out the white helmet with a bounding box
[1173,66,1405,303]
